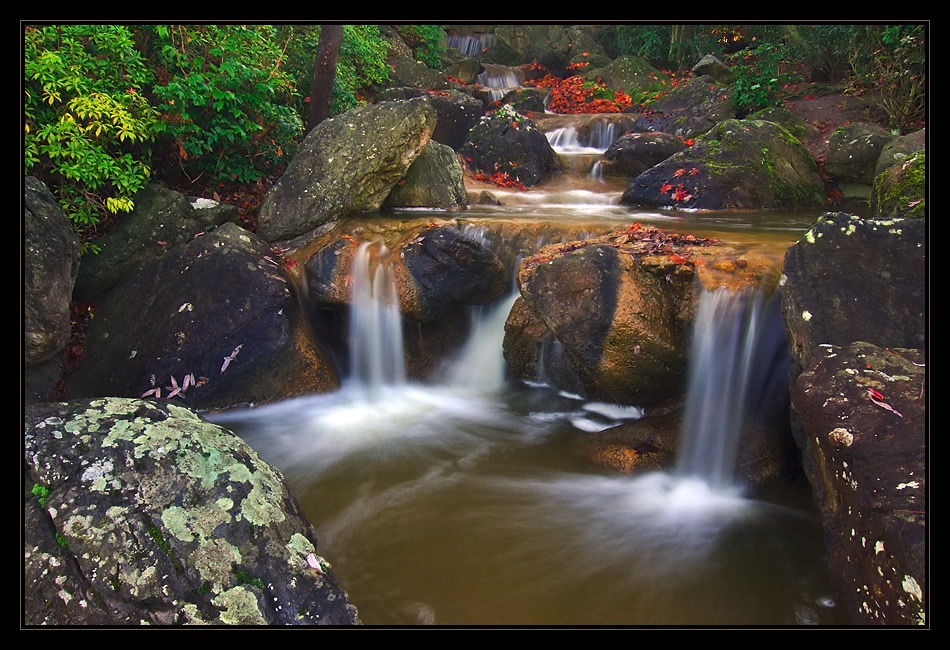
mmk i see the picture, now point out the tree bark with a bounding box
[307,24,343,132]
[668,24,695,72]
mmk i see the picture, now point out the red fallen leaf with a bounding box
[283,258,297,269]
[805,96,813,100]
[867,388,903,417]
[672,187,693,202]
[673,168,686,178]
[660,183,673,194]
[688,167,700,176]
[626,222,642,233]
[669,253,688,264]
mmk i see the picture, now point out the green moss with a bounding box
[31,483,50,508]
[233,569,265,590]
[147,524,184,571]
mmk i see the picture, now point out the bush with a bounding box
[332,25,392,115]
[728,42,800,114]
[394,24,446,68]
[147,25,303,185]
[853,25,926,133]
[24,24,158,249]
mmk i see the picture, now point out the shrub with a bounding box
[332,25,392,115]
[394,24,446,68]
[24,24,158,249]
[147,25,303,185]
[728,42,800,114]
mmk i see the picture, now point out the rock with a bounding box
[65,222,339,410]
[257,97,437,243]
[874,128,926,176]
[597,54,664,98]
[780,213,926,373]
[621,118,826,211]
[506,225,782,405]
[382,141,469,211]
[631,75,736,139]
[460,104,558,187]
[24,397,361,625]
[24,176,80,366]
[872,150,925,220]
[73,184,239,302]
[599,131,688,178]
[823,122,896,185]
[375,87,484,151]
[691,54,735,85]
[789,343,926,625]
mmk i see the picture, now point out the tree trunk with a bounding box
[668,24,695,72]
[307,24,343,132]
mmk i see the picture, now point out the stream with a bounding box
[208,123,850,626]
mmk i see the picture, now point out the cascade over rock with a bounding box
[257,97,437,243]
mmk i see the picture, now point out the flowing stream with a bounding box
[209,115,848,626]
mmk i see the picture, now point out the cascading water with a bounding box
[347,241,405,397]
[677,285,790,490]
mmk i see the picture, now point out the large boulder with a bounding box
[781,212,927,625]
[598,131,688,178]
[505,224,786,406]
[24,397,361,625]
[65,222,339,411]
[460,104,558,187]
[621,119,826,211]
[781,213,926,373]
[790,343,926,625]
[257,97,437,243]
[24,177,81,367]
[73,184,239,302]
[375,87,485,151]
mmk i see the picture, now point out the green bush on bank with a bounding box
[24,24,158,250]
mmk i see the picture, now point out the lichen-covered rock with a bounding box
[257,97,437,243]
[598,131,688,178]
[631,75,736,140]
[823,122,896,185]
[621,118,826,211]
[790,343,926,625]
[781,213,926,373]
[23,397,361,625]
[65,222,339,410]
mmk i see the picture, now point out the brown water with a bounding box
[210,146,851,627]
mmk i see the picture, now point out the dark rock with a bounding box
[631,75,736,139]
[24,397,361,625]
[65,222,339,410]
[692,54,735,85]
[599,131,688,178]
[790,343,926,625]
[460,104,558,187]
[781,213,926,373]
[824,122,896,185]
[257,97,437,243]
[73,184,239,302]
[874,128,926,176]
[24,176,80,366]
[621,119,825,211]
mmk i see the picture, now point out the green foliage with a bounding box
[332,25,391,115]
[853,25,926,133]
[394,24,446,68]
[24,24,158,245]
[728,42,799,114]
[147,25,303,184]
[616,25,671,67]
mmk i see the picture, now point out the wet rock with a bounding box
[824,122,896,185]
[599,131,688,178]
[24,397,361,625]
[631,75,736,139]
[781,212,926,373]
[382,140,469,211]
[872,150,925,220]
[790,343,925,625]
[460,104,558,187]
[65,222,339,411]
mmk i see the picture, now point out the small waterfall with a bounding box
[476,63,524,102]
[676,286,789,490]
[447,33,498,56]
[445,292,519,394]
[348,241,405,397]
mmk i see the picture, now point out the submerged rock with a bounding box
[24,397,361,625]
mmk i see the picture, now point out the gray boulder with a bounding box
[24,176,80,366]
[257,97,437,243]
[24,397,361,625]
[383,141,469,211]
[824,122,896,185]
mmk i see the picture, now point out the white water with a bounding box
[207,117,840,625]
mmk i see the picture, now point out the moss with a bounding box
[233,569,265,590]
[147,523,184,571]
[875,150,925,219]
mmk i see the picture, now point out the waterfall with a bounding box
[676,286,789,490]
[447,33,498,56]
[348,241,406,397]
[476,64,524,102]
